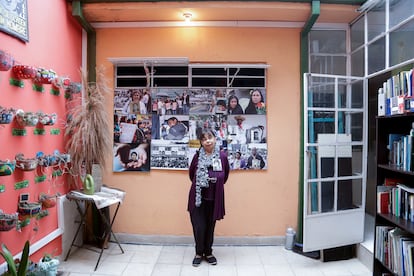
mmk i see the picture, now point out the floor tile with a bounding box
[208,264,238,276]
[58,244,373,276]
[237,264,266,276]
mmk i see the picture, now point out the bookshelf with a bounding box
[374,112,414,276]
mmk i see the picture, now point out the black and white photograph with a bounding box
[150,140,189,170]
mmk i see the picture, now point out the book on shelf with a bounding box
[401,239,414,276]
[388,228,412,275]
[378,185,393,214]
[384,178,402,186]
[378,182,414,222]
[379,69,414,115]
[375,226,393,265]
[378,87,386,116]
[386,133,414,171]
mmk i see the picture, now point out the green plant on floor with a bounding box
[0,240,30,276]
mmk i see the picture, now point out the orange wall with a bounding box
[0,0,81,262]
[97,27,301,237]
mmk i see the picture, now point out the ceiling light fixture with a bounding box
[183,12,192,23]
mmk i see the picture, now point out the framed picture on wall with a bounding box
[0,0,29,42]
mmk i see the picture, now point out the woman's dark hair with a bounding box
[244,89,264,114]
[227,95,244,114]
[197,129,216,141]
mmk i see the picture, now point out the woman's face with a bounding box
[235,152,241,159]
[201,133,216,153]
[229,98,238,109]
[251,91,262,104]
[132,92,141,102]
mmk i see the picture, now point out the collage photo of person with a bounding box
[113,89,152,172]
[113,87,268,171]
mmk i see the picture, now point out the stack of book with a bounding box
[386,133,414,172]
[375,226,414,276]
[377,180,414,221]
[378,69,414,116]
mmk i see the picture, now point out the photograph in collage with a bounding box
[113,86,267,171]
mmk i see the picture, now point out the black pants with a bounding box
[190,200,216,256]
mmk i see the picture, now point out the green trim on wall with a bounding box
[72,1,97,82]
[296,0,320,245]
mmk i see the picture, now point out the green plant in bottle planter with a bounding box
[0,240,30,276]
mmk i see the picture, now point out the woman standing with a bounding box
[187,129,230,267]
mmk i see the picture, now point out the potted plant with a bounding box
[0,241,30,276]
[64,67,112,190]
[30,253,59,276]
[64,67,112,245]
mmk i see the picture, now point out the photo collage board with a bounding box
[113,88,268,172]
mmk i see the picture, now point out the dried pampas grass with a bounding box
[65,67,112,182]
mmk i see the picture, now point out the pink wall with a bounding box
[96,27,301,237]
[0,0,81,263]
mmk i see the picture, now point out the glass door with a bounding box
[303,73,367,252]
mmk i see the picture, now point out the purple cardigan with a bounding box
[187,151,230,221]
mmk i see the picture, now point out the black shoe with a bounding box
[205,255,217,265]
[192,255,203,267]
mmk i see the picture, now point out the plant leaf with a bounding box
[0,244,17,276]
[17,241,29,276]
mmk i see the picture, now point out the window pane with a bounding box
[231,78,265,88]
[351,17,364,51]
[307,111,335,142]
[192,77,227,87]
[153,77,188,87]
[308,77,335,108]
[306,146,318,179]
[321,180,334,213]
[337,111,363,141]
[367,3,385,41]
[231,68,265,76]
[309,30,346,54]
[338,178,362,210]
[117,66,146,76]
[351,145,363,175]
[192,68,226,76]
[310,56,347,75]
[307,181,319,214]
[390,0,414,28]
[368,37,385,74]
[154,66,188,76]
[351,80,364,109]
[390,20,414,67]
[350,111,364,142]
[338,80,363,109]
[117,78,147,87]
[351,49,364,77]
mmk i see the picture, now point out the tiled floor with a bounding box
[58,243,372,276]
